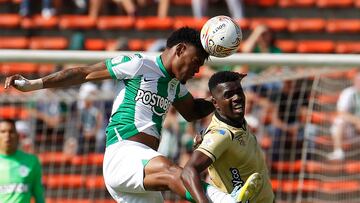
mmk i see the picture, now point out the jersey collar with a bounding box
[156,56,171,78]
[214,111,246,130]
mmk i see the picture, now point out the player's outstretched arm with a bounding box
[173,94,214,121]
[4,61,110,92]
[181,151,213,203]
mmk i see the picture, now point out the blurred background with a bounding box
[0,0,359,203]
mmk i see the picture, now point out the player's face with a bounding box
[0,121,18,154]
[173,44,205,84]
[212,80,246,120]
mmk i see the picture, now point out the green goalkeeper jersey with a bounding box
[0,150,44,203]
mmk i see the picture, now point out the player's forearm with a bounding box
[181,167,209,203]
[191,99,215,120]
[42,67,89,89]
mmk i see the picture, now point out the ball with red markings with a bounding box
[200,15,242,57]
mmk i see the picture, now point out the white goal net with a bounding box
[0,51,359,203]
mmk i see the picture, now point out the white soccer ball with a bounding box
[200,15,242,58]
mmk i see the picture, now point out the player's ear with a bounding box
[175,43,186,57]
[212,96,220,111]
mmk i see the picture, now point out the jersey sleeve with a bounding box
[196,128,232,162]
[105,55,143,80]
[31,157,45,203]
[174,83,190,102]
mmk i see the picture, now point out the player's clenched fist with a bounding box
[4,74,43,92]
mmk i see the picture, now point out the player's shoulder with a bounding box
[205,126,234,139]
[17,150,40,162]
[110,53,146,66]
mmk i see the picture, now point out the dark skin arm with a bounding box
[181,150,213,203]
[43,62,110,88]
[173,94,215,122]
[5,62,110,91]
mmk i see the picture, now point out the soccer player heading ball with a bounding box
[6,27,253,203]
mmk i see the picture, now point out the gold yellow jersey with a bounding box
[196,113,274,203]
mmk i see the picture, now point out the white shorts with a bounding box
[103,140,164,203]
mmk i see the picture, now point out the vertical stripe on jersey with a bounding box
[152,77,170,134]
[112,77,141,139]
[174,83,181,101]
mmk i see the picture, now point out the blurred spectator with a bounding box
[69,32,85,51]
[27,89,69,154]
[146,39,167,52]
[29,89,68,138]
[20,0,55,18]
[72,0,87,14]
[77,83,104,154]
[178,121,197,167]
[266,79,308,161]
[0,119,45,203]
[15,120,34,153]
[328,72,360,160]
[192,0,244,19]
[89,0,169,19]
[158,107,180,162]
[242,24,281,54]
[106,37,129,51]
[242,24,283,92]
[156,0,169,18]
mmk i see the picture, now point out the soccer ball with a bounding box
[200,16,242,58]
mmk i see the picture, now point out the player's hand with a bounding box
[254,25,268,35]
[5,74,43,92]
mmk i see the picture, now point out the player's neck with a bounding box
[215,111,245,129]
[159,51,175,78]
[0,148,17,156]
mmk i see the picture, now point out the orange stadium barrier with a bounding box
[288,18,326,33]
[278,0,315,7]
[97,16,135,30]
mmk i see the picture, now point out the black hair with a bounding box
[0,119,16,127]
[208,71,245,93]
[166,27,209,60]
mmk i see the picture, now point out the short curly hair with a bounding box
[166,27,209,60]
[208,71,246,93]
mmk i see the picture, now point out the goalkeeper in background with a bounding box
[181,71,274,202]
[0,119,45,203]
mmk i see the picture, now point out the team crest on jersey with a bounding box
[234,133,246,146]
[18,165,30,177]
[135,89,171,116]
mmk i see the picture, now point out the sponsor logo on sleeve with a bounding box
[218,129,226,135]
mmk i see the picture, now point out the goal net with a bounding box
[0,52,359,203]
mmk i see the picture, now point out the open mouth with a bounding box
[233,103,244,112]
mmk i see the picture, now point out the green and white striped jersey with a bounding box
[105,54,190,147]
